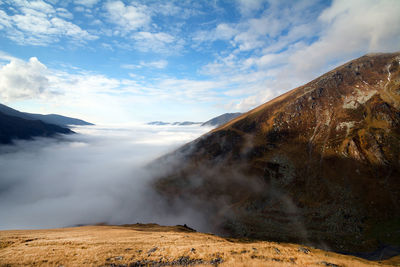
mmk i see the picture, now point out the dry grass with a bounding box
[0,224,397,266]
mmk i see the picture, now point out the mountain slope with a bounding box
[0,111,73,144]
[153,52,400,255]
[201,112,242,127]
[0,103,93,127]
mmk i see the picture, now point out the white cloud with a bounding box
[193,1,319,52]
[104,1,150,35]
[56,8,73,19]
[0,1,97,45]
[0,57,50,102]
[227,88,274,111]
[132,31,183,53]
[236,0,268,16]
[289,0,400,80]
[122,60,168,69]
[193,23,238,43]
[74,0,100,7]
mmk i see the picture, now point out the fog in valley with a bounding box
[0,125,211,231]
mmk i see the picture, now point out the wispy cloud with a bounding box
[121,60,168,69]
[104,1,150,35]
[74,0,100,7]
[0,0,97,46]
[132,31,183,53]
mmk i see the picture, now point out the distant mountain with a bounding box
[147,121,202,126]
[0,103,32,120]
[148,121,171,125]
[0,111,73,144]
[201,112,242,127]
[24,113,93,127]
[147,113,243,128]
[153,52,400,255]
[172,121,202,126]
[0,103,93,127]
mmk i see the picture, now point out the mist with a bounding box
[0,124,212,231]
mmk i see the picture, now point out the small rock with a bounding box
[274,247,281,254]
[210,257,223,265]
[319,261,339,267]
[190,248,196,253]
[298,247,310,254]
[114,256,123,261]
[147,247,158,254]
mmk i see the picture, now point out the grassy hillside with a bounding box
[0,224,396,266]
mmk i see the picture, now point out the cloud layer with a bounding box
[0,124,211,230]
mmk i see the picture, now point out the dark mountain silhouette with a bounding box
[0,103,93,127]
[0,103,32,120]
[153,52,400,256]
[0,111,73,144]
[201,112,242,127]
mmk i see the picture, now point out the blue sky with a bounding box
[0,0,399,124]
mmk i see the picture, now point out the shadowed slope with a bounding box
[0,111,73,144]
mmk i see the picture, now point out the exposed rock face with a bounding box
[153,52,400,254]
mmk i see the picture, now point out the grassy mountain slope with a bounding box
[153,52,400,255]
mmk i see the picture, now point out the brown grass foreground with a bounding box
[0,224,398,266]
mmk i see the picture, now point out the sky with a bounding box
[0,0,399,124]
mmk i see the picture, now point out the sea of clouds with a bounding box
[0,124,212,231]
